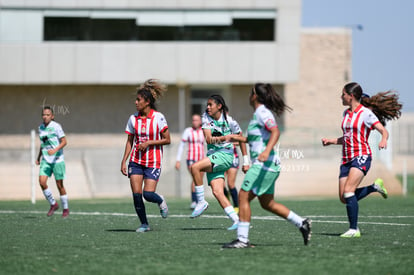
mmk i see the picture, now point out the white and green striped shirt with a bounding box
[38,120,65,164]
[202,112,241,156]
[247,105,280,169]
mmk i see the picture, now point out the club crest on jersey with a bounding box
[265,119,276,129]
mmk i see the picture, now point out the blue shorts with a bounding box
[186,160,197,168]
[231,156,239,169]
[339,155,372,178]
[128,162,161,181]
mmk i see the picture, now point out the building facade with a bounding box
[0,0,302,134]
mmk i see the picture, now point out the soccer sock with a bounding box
[344,192,358,230]
[237,222,250,243]
[143,191,163,205]
[355,184,377,201]
[195,185,205,203]
[191,191,198,203]
[224,206,239,223]
[43,188,56,205]
[132,193,148,225]
[60,195,69,209]
[287,211,304,228]
[229,188,239,207]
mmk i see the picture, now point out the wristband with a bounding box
[242,155,250,166]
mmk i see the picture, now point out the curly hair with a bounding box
[344,82,402,126]
[361,91,402,126]
[137,79,167,110]
[253,83,292,116]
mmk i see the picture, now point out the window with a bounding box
[43,10,276,41]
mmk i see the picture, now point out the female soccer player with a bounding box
[322,82,402,238]
[120,79,170,233]
[190,95,248,230]
[175,114,205,209]
[36,106,69,218]
[223,83,311,248]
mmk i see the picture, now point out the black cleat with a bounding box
[299,218,312,245]
[222,239,253,249]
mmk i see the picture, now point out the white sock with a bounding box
[195,185,205,203]
[237,222,250,243]
[60,195,69,209]
[43,188,56,205]
[224,206,239,223]
[287,211,304,228]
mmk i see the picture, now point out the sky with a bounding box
[302,0,413,112]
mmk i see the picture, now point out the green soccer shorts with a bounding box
[241,163,281,196]
[39,161,66,180]
[206,151,234,184]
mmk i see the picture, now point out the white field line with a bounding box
[0,210,412,226]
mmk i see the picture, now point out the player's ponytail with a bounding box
[253,83,292,116]
[137,79,167,110]
[344,82,402,126]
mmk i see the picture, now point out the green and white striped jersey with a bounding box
[202,112,241,156]
[38,120,65,164]
[247,105,280,169]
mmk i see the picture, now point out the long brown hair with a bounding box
[344,82,402,125]
[137,79,167,110]
[253,83,292,116]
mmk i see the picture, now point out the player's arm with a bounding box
[47,136,67,155]
[203,128,226,144]
[321,137,343,146]
[373,122,388,150]
[36,147,42,165]
[175,139,186,170]
[121,134,134,176]
[258,126,279,162]
[237,132,250,173]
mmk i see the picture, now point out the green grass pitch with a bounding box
[1,197,413,275]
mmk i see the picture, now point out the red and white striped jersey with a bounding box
[125,110,168,168]
[176,127,205,162]
[341,104,380,164]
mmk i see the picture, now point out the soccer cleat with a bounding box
[190,201,197,210]
[190,200,209,218]
[340,228,361,238]
[374,178,388,199]
[62,209,70,218]
[159,195,168,219]
[47,203,59,217]
[136,224,151,233]
[222,239,253,249]
[299,218,312,245]
[234,207,239,214]
[227,222,238,231]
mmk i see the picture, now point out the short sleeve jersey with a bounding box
[38,120,65,164]
[341,104,380,164]
[125,109,168,168]
[247,105,280,169]
[202,112,241,156]
[181,127,205,162]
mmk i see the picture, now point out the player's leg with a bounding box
[210,177,239,230]
[54,162,69,217]
[39,161,59,216]
[355,178,388,200]
[226,167,239,210]
[187,162,198,209]
[341,167,365,237]
[129,164,149,232]
[143,174,168,219]
[190,157,213,217]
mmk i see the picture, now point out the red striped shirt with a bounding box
[125,110,168,168]
[181,127,205,161]
[341,104,380,164]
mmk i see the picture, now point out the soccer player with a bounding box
[175,114,205,209]
[190,95,249,230]
[322,82,402,238]
[120,79,170,233]
[36,106,69,218]
[223,83,311,248]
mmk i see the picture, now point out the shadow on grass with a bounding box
[181,227,222,231]
[23,216,38,219]
[315,232,341,237]
[105,229,136,233]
